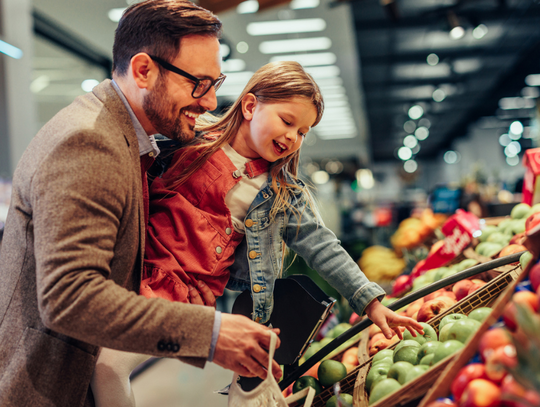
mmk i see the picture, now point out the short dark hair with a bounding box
[112,0,222,76]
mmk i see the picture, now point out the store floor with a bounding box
[132,357,231,407]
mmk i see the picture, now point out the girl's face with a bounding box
[232,95,317,162]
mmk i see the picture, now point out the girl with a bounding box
[91,61,422,406]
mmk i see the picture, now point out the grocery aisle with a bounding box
[132,358,231,407]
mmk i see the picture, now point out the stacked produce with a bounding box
[358,246,407,282]
[424,262,540,407]
[390,208,447,252]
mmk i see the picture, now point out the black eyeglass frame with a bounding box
[149,55,226,99]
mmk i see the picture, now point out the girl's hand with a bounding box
[187,280,217,308]
[364,299,424,340]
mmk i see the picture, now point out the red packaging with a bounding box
[522,148,540,205]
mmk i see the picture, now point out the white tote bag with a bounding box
[228,331,315,407]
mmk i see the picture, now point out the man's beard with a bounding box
[143,77,194,142]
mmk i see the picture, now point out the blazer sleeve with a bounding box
[29,129,214,364]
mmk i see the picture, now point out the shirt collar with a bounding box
[110,79,160,158]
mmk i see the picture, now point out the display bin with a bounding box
[348,265,521,407]
[417,257,531,407]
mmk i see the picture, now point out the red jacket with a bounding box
[141,147,269,303]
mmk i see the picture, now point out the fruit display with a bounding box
[390,208,447,252]
[357,245,407,282]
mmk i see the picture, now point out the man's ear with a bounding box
[241,93,258,121]
[130,53,159,90]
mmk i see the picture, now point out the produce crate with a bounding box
[353,264,521,407]
[417,260,530,407]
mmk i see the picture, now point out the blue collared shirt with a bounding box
[110,80,220,362]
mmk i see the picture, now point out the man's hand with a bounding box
[187,280,217,308]
[365,299,424,340]
[212,313,282,381]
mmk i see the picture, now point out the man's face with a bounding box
[143,35,221,142]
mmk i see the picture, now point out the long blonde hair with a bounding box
[163,61,324,221]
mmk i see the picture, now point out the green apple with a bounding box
[468,307,492,323]
[369,378,401,404]
[366,364,391,395]
[438,322,455,342]
[520,251,533,270]
[293,375,322,401]
[326,393,353,407]
[531,203,540,214]
[431,340,464,365]
[511,203,532,219]
[432,267,449,281]
[394,339,421,355]
[441,268,458,279]
[326,323,352,339]
[388,361,415,384]
[445,318,481,343]
[419,353,434,366]
[393,345,421,365]
[372,349,394,364]
[370,375,387,395]
[403,365,429,384]
[478,225,499,242]
[412,274,432,291]
[417,340,442,360]
[439,313,468,330]
[403,322,438,344]
[372,357,393,368]
[319,337,333,347]
[457,258,480,271]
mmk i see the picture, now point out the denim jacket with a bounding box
[226,174,386,324]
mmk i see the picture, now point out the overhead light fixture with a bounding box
[432,88,446,102]
[81,79,100,92]
[408,105,424,120]
[236,42,249,54]
[443,150,460,164]
[472,24,488,39]
[356,169,374,189]
[419,118,431,128]
[447,11,465,40]
[30,75,50,93]
[499,97,535,110]
[415,126,429,140]
[290,0,320,9]
[509,121,524,137]
[426,53,439,66]
[317,132,356,140]
[108,8,126,23]
[506,156,519,166]
[522,87,540,98]
[270,52,336,67]
[304,65,340,79]
[247,18,326,36]
[525,74,540,86]
[499,133,511,147]
[403,160,418,173]
[237,0,258,14]
[397,146,412,161]
[0,39,23,59]
[221,59,246,73]
[403,135,418,149]
[312,170,329,184]
[403,120,416,133]
[259,37,331,54]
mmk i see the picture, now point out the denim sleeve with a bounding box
[285,194,386,316]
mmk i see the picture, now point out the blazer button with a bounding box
[249,250,258,259]
[225,227,232,235]
[253,284,263,293]
[172,344,180,352]
[157,341,166,351]
[166,343,173,351]
[216,246,222,254]
[233,170,241,178]
[245,219,254,228]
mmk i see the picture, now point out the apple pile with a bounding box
[425,263,540,407]
[365,309,489,405]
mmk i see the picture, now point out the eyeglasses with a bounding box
[149,55,226,99]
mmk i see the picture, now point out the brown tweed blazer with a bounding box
[0,80,215,407]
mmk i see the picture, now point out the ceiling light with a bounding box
[81,79,100,92]
[270,52,337,67]
[305,65,340,79]
[324,100,348,108]
[247,19,326,36]
[30,75,50,93]
[237,0,258,14]
[499,134,511,146]
[108,8,126,23]
[356,169,374,189]
[404,160,418,173]
[220,43,231,59]
[397,146,412,161]
[415,126,429,140]
[317,132,356,140]
[504,143,520,157]
[259,37,331,54]
[472,24,488,39]
[0,39,23,59]
[525,74,540,87]
[408,105,424,120]
[290,0,320,9]
[450,26,465,40]
[221,59,246,73]
[432,88,446,102]
[219,71,254,83]
[499,97,535,110]
[510,121,524,136]
[444,150,460,164]
[312,170,329,185]
[506,156,519,166]
[325,161,343,174]
[426,53,439,66]
[236,42,249,54]
[412,144,421,154]
[403,135,418,149]
[419,118,431,128]
[522,87,540,98]
[403,120,416,133]
[447,11,465,40]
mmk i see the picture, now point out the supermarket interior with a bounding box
[1,0,540,406]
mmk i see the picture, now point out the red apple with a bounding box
[485,344,517,384]
[498,244,528,259]
[468,280,487,296]
[509,232,526,246]
[453,280,475,301]
[425,399,458,407]
[425,289,457,302]
[369,323,382,338]
[526,212,540,234]
[502,290,539,332]
[500,375,527,407]
[406,298,425,318]
[416,296,457,323]
[349,312,361,325]
[529,263,540,292]
[451,363,489,401]
[461,379,501,407]
[478,327,513,362]
[392,274,413,296]
[368,334,399,356]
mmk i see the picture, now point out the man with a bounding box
[0,1,280,406]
